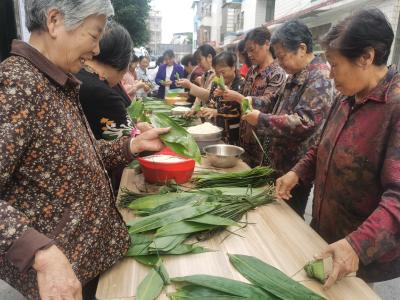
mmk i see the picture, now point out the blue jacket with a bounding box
[155,63,185,98]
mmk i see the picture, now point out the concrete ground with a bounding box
[1,197,399,299]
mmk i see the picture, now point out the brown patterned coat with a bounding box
[0,41,132,298]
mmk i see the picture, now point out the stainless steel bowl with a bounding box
[203,144,244,168]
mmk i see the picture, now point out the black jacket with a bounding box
[77,69,131,140]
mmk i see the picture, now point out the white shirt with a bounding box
[165,65,174,95]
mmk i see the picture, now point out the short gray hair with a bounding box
[24,0,114,32]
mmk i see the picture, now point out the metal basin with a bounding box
[203,144,245,168]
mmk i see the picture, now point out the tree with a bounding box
[112,0,151,47]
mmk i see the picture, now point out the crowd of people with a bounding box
[0,0,399,299]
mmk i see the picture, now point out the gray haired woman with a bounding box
[0,1,168,299]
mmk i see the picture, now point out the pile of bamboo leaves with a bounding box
[135,254,325,300]
[169,254,325,300]
[125,187,275,258]
[193,166,275,188]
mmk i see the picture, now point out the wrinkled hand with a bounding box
[213,88,224,97]
[316,239,359,289]
[241,109,260,126]
[275,171,299,200]
[130,127,170,154]
[200,107,217,119]
[176,79,191,89]
[221,89,244,103]
[136,122,153,133]
[33,245,82,300]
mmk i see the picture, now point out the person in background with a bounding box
[202,51,244,144]
[135,55,152,97]
[77,21,133,141]
[237,39,252,79]
[77,21,136,194]
[177,44,217,113]
[147,55,163,97]
[219,27,286,167]
[0,1,168,299]
[276,9,399,287]
[122,54,147,100]
[155,49,184,98]
[181,53,204,103]
[242,20,334,218]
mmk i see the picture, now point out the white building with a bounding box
[192,0,222,48]
[148,10,162,56]
[240,0,275,31]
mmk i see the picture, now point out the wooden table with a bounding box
[96,160,379,300]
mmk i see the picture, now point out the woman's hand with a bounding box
[275,171,299,200]
[200,107,217,119]
[143,84,151,92]
[316,239,360,289]
[221,89,244,103]
[176,79,191,89]
[241,109,260,126]
[33,245,82,300]
[136,122,153,132]
[164,79,172,86]
[130,127,170,154]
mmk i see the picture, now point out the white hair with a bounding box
[24,0,114,32]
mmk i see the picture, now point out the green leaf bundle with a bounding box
[213,75,226,90]
[193,166,275,188]
[229,254,325,300]
[127,203,217,233]
[172,275,275,300]
[241,98,253,114]
[304,259,327,283]
[150,113,201,163]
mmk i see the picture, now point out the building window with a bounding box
[265,0,275,22]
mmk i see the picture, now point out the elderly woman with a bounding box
[242,21,334,217]
[0,1,168,299]
[276,9,400,287]
[219,27,286,167]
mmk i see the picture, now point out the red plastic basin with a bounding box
[137,148,195,184]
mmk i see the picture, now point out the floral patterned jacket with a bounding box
[256,56,334,174]
[0,40,132,298]
[292,65,400,282]
[239,61,286,167]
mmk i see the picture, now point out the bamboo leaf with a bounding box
[150,113,201,163]
[134,256,170,284]
[229,254,325,300]
[128,192,193,210]
[144,194,208,215]
[188,214,239,227]
[169,284,247,299]
[155,221,217,237]
[166,243,210,255]
[149,234,188,251]
[136,269,164,300]
[128,204,217,233]
[172,275,275,300]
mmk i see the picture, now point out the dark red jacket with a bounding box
[293,66,400,282]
